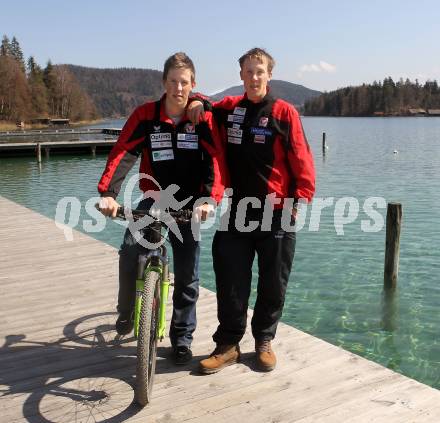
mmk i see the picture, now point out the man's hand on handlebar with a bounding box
[193,203,215,223]
[98,197,120,218]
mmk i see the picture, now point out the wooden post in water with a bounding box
[36,143,41,162]
[322,132,327,154]
[45,147,50,159]
[384,202,402,290]
[91,146,96,157]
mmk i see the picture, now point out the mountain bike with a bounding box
[112,206,192,406]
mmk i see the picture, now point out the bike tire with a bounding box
[135,270,160,407]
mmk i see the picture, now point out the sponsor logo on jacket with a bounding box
[250,127,273,136]
[177,133,198,142]
[184,123,195,133]
[152,149,174,161]
[259,117,269,127]
[227,114,245,124]
[150,133,172,142]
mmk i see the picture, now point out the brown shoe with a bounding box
[255,340,276,371]
[199,344,241,374]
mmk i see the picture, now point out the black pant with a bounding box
[212,211,296,345]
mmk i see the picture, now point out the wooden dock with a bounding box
[0,128,104,138]
[0,128,122,157]
[0,195,439,422]
[0,140,116,155]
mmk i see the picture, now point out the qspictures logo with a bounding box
[54,173,387,243]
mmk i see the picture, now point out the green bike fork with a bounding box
[133,277,144,338]
[133,266,163,338]
[158,262,170,340]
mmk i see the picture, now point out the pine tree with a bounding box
[10,36,25,71]
[0,36,30,120]
[27,56,36,75]
[1,35,11,56]
[382,77,396,114]
[27,56,49,117]
[43,60,54,87]
[43,60,59,116]
[0,55,31,120]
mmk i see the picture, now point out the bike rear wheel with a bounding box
[135,270,161,406]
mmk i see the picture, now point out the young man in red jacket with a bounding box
[190,48,315,373]
[98,52,226,364]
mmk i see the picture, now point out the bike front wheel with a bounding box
[135,270,161,407]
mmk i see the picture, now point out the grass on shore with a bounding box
[0,122,20,131]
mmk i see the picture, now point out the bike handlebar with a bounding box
[95,203,193,225]
[115,207,192,224]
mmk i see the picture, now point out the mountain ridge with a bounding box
[211,80,321,106]
[65,65,321,117]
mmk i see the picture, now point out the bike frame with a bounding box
[97,204,192,407]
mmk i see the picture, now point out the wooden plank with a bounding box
[0,128,103,138]
[0,140,116,150]
[0,195,439,423]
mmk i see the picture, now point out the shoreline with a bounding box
[0,118,108,132]
[302,114,440,118]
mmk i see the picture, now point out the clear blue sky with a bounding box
[3,0,440,94]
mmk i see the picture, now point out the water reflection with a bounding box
[381,288,398,332]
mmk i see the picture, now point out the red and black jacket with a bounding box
[212,92,315,206]
[98,95,226,205]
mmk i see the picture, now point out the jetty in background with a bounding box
[0,128,122,158]
[0,195,439,422]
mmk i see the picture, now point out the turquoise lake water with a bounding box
[1,117,439,389]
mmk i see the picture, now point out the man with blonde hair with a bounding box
[98,52,226,365]
[190,47,315,373]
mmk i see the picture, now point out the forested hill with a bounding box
[1,33,325,122]
[66,65,163,118]
[212,80,321,106]
[68,67,322,117]
[304,78,440,116]
[0,34,98,122]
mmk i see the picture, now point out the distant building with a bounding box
[50,119,70,126]
[427,109,440,116]
[31,118,51,125]
[408,108,426,116]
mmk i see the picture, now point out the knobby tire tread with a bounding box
[135,270,160,407]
